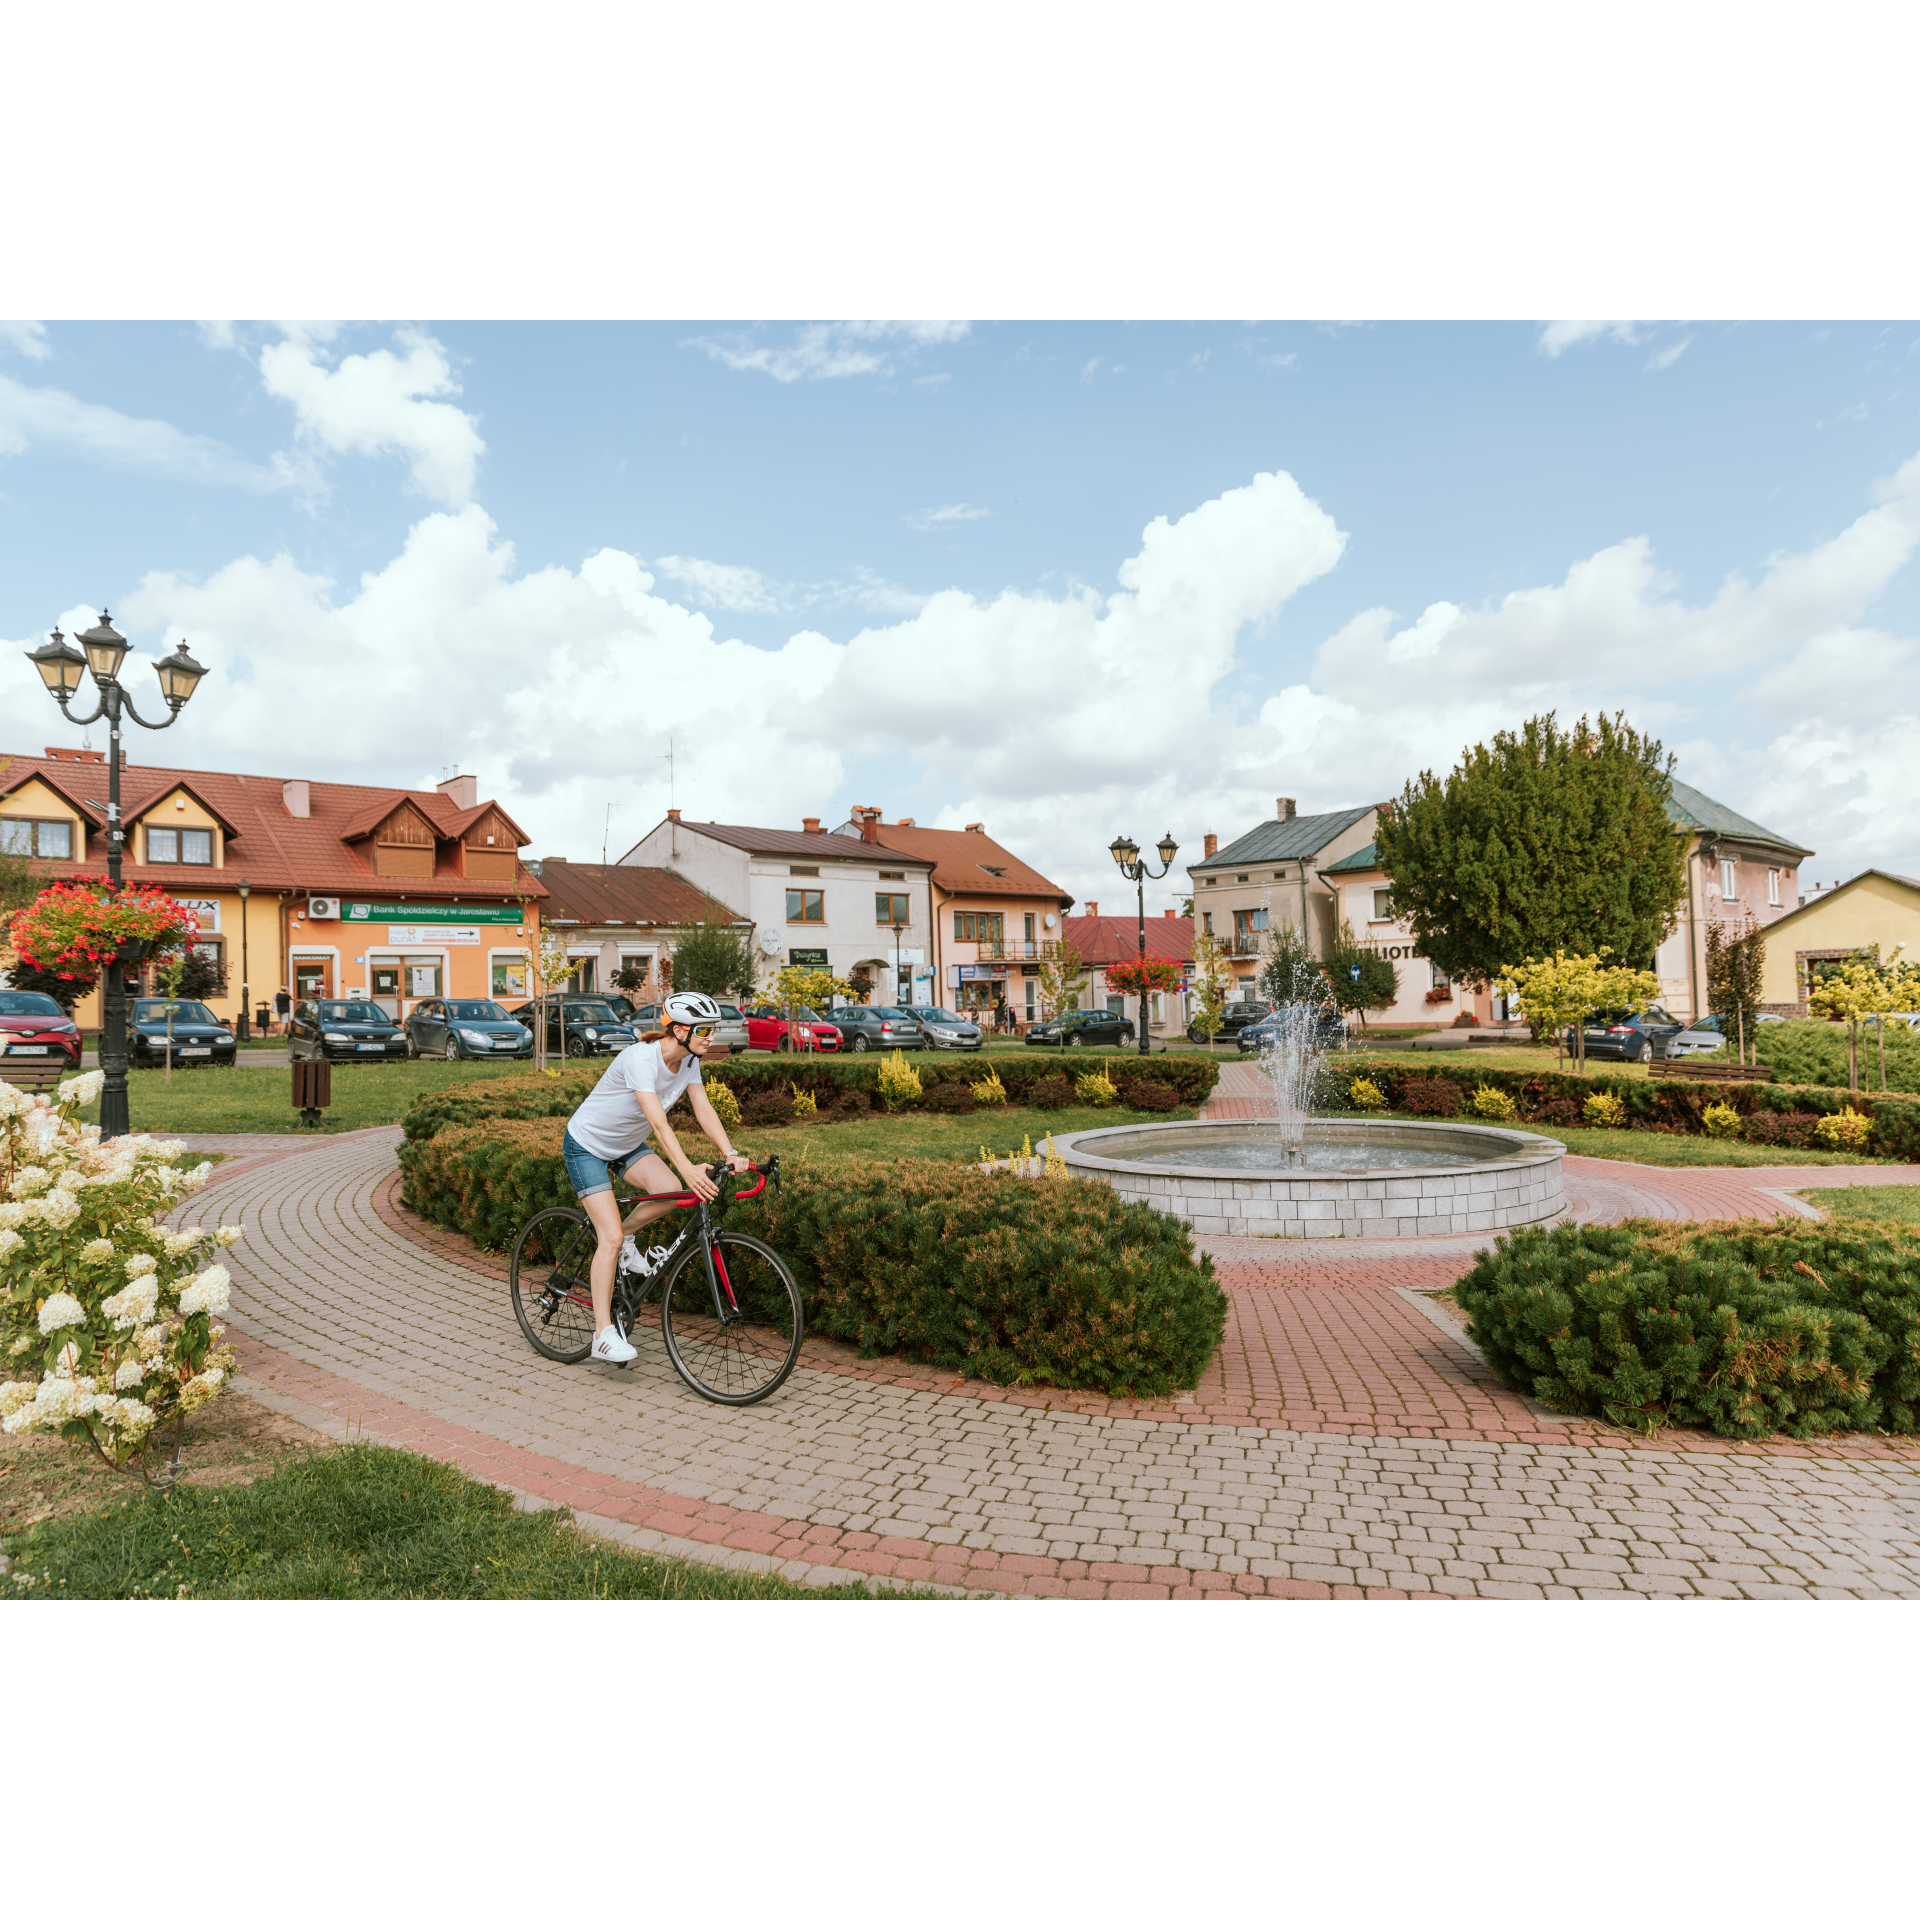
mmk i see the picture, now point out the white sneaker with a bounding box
[619,1238,668,1278]
[591,1325,638,1364]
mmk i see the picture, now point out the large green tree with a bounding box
[664,917,758,1001]
[1373,711,1686,984]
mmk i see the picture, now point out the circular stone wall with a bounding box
[1053,1118,1567,1240]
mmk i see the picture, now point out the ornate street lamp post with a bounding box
[1107,830,1179,1055]
[24,614,210,1137]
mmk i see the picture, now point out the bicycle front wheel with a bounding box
[660,1231,804,1406]
[510,1206,598,1363]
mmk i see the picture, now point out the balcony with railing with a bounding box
[1233,933,1262,956]
[974,940,1039,961]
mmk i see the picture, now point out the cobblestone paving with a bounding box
[173,1127,1920,1599]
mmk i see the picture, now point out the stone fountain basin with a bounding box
[1052,1118,1567,1240]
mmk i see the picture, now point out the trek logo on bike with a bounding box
[509,1158,803,1406]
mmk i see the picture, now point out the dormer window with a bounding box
[148,826,212,865]
[1,819,72,859]
[978,865,1006,878]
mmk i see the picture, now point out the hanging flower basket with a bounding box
[1107,958,1184,997]
[5,883,198,987]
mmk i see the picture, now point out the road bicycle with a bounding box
[509,1157,803,1406]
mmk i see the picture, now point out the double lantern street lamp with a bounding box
[1107,830,1179,1055]
[24,615,210,1139]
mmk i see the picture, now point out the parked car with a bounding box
[288,998,408,1062]
[514,996,637,1058]
[1661,1014,1730,1059]
[1025,1007,1136,1048]
[823,1005,925,1052]
[126,997,239,1069]
[625,1000,752,1051]
[742,1003,844,1053]
[406,997,535,1062]
[897,1006,983,1051]
[1566,1007,1683,1063]
[0,989,83,1067]
[1187,998,1272,1045]
[1236,1007,1348,1054]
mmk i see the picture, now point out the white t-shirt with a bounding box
[565,1040,703,1161]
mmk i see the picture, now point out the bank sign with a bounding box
[342,902,525,925]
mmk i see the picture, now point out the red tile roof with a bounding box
[865,822,1072,905]
[0,748,545,901]
[532,859,747,928]
[661,820,935,865]
[1061,912,1195,967]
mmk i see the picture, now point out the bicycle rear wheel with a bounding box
[510,1206,597,1363]
[660,1231,804,1406]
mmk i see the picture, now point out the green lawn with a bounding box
[1345,1043,1660,1080]
[1,1445,922,1600]
[1791,1185,1920,1226]
[60,1058,538,1134]
[1379,1110,1878,1169]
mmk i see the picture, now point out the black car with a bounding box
[1565,1007,1683,1063]
[288,998,408,1062]
[1025,1007,1136,1048]
[822,1005,925,1052]
[515,996,637,1058]
[1236,1007,1349,1054]
[128,998,239,1068]
[1188,998,1272,1044]
[405,997,535,1062]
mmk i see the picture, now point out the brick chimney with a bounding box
[857,808,881,844]
[667,808,681,822]
[1203,832,1217,858]
[1276,797,1296,820]
[1164,909,1175,918]
[283,779,310,818]
[438,772,478,809]
[1085,901,1097,916]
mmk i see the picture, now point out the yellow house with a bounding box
[1756,869,1920,1012]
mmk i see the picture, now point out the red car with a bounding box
[742,1002,843,1053]
[0,990,84,1067]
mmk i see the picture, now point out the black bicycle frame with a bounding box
[610,1159,779,1327]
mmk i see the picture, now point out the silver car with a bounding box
[1661,1015,1731,1059]
[625,999,752,1052]
[899,1006,983,1051]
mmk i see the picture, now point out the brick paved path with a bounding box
[174,1125,1920,1599]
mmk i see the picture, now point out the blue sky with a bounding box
[4,317,1918,907]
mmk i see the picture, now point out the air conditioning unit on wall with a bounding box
[307,897,341,920]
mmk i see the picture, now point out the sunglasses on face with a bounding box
[685,1025,715,1040]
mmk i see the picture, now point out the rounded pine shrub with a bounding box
[1815,1108,1874,1151]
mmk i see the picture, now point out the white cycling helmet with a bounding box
[661,991,722,1028]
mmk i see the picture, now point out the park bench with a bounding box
[1648,1057,1773,1084]
[0,1053,66,1094]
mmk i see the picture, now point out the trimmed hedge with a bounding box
[398,1116,1226,1395]
[401,1051,1219,1147]
[1328,1057,1920,1161]
[1457,1217,1920,1439]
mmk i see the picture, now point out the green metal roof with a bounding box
[1188,805,1379,872]
[1321,841,1382,875]
[1664,779,1812,858]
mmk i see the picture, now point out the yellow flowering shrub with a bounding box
[1814,1109,1873,1151]
[1583,1091,1628,1129]
[876,1049,923,1111]
[1075,1066,1120,1108]
[704,1081,744,1128]
[1347,1078,1387,1112]
[972,1068,1009,1107]
[1701,1101,1743,1139]
[0,1073,243,1480]
[787,1084,817,1117]
[1468,1087,1518,1123]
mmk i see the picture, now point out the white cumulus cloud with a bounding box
[686,321,969,384]
[651,555,786,614]
[0,322,52,360]
[258,327,484,507]
[906,503,990,531]
[0,376,281,489]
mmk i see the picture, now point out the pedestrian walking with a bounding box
[274,986,292,1035]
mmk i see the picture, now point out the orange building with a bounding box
[0,748,544,1030]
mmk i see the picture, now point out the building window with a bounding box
[876,893,910,926]
[1203,877,1216,887]
[1719,858,1737,899]
[879,869,905,881]
[491,958,528,997]
[147,826,212,865]
[1202,911,1213,936]
[955,911,1005,943]
[788,865,819,877]
[786,889,825,924]
[1232,909,1267,954]
[1768,868,1781,906]
[1235,874,1249,883]
[0,818,72,858]
[1371,887,1393,922]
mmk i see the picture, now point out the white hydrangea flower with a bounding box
[153,1167,181,1193]
[177,1266,232,1317]
[9,1167,52,1198]
[32,1191,81,1229]
[55,1169,86,1193]
[114,1358,145,1389]
[48,1344,85,1382]
[0,1081,34,1119]
[7,1334,30,1356]
[0,1379,35,1416]
[182,1160,214,1191]
[136,1325,169,1362]
[176,1372,223,1415]
[0,1228,22,1259]
[58,1070,104,1107]
[123,1251,159,1278]
[0,1201,24,1230]
[81,1237,117,1265]
[101,1273,160,1329]
[103,1396,156,1433]
[36,1292,87,1335]
[163,1229,204,1258]
[213,1225,245,1247]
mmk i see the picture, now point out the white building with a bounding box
[618,811,937,1002]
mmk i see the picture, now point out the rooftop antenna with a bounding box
[602,800,625,866]
[663,734,684,859]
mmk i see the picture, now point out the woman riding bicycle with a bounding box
[562,989,751,1364]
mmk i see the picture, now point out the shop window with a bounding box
[786,889,825,923]
[876,892,911,926]
[492,958,529,997]
[147,826,213,865]
[0,818,72,858]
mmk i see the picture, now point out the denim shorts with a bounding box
[562,1129,656,1199]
